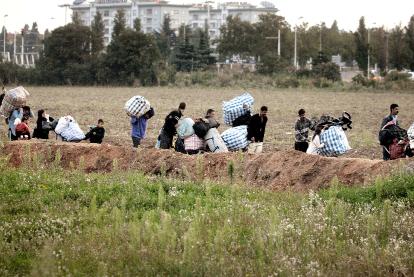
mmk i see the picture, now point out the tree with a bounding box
[354,17,368,73]
[174,25,197,72]
[112,9,126,39]
[100,21,160,85]
[91,12,105,57]
[156,14,174,61]
[197,26,215,69]
[406,15,414,70]
[389,25,409,70]
[71,12,82,25]
[37,23,93,84]
[217,15,255,59]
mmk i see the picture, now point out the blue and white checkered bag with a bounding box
[125,95,151,117]
[222,93,254,126]
[319,126,351,156]
[221,125,249,151]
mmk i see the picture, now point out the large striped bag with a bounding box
[205,128,228,153]
[0,86,30,117]
[124,95,151,117]
[221,125,249,151]
[319,126,351,157]
[222,93,254,126]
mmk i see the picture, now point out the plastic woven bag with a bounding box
[124,95,151,117]
[222,93,254,126]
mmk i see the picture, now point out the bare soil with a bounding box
[3,140,412,192]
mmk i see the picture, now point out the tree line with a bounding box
[0,11,413,86]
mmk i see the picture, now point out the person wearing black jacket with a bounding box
[247,106,268,143]
[85,119,105,144]
[33,109,55,139]
[159,102,186,149]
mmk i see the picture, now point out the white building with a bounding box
[71,0,278,45]
[188,2,278,40]
[71,0,191,45]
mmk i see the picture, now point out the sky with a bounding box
[1,0,413,33]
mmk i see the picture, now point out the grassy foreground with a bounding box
[1,160,414,276]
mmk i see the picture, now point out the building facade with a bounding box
[71,0,278,44]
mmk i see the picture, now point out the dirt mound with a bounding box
[2,140,410,191]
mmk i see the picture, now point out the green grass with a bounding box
[1,163,414,276]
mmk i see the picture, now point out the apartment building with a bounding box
[71,0,278,44]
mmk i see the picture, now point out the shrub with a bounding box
[312,62,341,82]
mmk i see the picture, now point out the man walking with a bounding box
[294,109,312,152]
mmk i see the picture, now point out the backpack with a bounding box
[193,120,210,139]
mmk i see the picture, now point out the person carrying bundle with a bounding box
[294,109,313,152]
[131,108,154,148]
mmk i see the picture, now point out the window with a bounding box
[103,10,109,17]
[104,37,109,43]
[133,10,137,17]
[210,22,216,28]
[104,19,109,26]
[146,27,152,33]
[146,18,152,24]
[146,9,152,15]
[173,10,179,14]
[192,23,198,28]
[105,28,109,34]
[192,14,198,20]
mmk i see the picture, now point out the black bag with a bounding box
[193,120,210,138]
[379,125,407,146]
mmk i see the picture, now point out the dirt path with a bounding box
[2,140,411,191]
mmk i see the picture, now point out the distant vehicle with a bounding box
[408,72,414,81]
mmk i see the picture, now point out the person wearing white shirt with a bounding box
[307,125,325,155]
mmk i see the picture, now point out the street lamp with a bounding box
[58,4,71,25]
[3,14,8,59]
[367,22,376,79]
[205,1,214,32]
[294,16,303,69]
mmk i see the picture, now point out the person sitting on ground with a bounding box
[131,107,155,148]
[159,103,186,149]
[33,109,55,139]
[205,108,220,128]
[294,108,313,152]
[15,116,31,140]
[306,125,325,155]
[380,103,399,160]
[84,119,105,144]
[247,106,268,143]
[232,104,252,127]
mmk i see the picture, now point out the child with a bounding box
[306,125,325,155]
[15,117,31,140]
[84,119,105,144]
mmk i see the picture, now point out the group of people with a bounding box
[2,85,412,160]
[131,101,268,154]
[293,103,414,160]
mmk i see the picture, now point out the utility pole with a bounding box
[294,16,303,69]
[3,14,8,60]
[367,22,376,79]
[319,23,322,52]
[265,29,281,56]
[278,29,281,56]
[13,32,16,63]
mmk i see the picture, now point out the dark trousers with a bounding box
[295,141,309,153]
[132,136,141,148]
[159,130,173,149]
